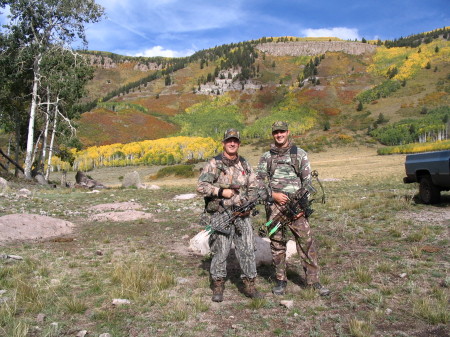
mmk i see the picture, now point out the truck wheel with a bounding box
[419,176,441,204]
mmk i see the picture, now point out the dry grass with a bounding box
[1,145,448,337]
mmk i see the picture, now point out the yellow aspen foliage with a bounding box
[49,156,72,172]
[368,40,449,80]
[378,140,450,155]
[72,136,220,171]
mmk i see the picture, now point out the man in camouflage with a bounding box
[256,121,330,296]
[197,128,264,302]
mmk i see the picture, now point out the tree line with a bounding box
[384,27,449,48]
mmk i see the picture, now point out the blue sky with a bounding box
[2,0,449,57]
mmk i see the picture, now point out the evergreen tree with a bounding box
[357,101,363,111]
[165,74,171,86]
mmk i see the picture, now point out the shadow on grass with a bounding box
[199,247,310,297]
[412,192,450,207]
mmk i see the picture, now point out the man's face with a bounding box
[223,138,240,157]
[272,130,290,147]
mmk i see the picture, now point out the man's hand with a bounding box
[221,188,235,199]
[272,192,289,205]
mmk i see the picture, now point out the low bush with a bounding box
[153,164,196,179]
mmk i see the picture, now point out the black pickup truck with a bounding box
[403,150,450,204]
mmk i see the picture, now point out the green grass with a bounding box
[0,148,448,336]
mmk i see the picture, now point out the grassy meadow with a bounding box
[0,145,449,337]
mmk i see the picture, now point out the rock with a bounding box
[256,41,377,57]
[0,214,75,244]
[18,188,31,197]
[0,177,8,191]
[189,230,297,266]
[0,254,23,260]
[34,173,47,185]
[173,193,197,200]
[0,290,6,295]
[75,171,106,189]
[385,308,392,315]
[7,254,23,260]
[148,185,161,190]
[399,273,407,278]
[181,235,189,240]
[286,240,297,259]
[99,334,112,337]
[76,330,88,337]
[112,299,131,306]
[254,237,272,265]
[90,210,154,222]
[122,171,141,188]
[36,313,46,323]
[176,277,189,285]
[280,300,294,309]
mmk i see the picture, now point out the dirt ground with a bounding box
[0,214,75,244]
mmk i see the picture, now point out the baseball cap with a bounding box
[223,128,241,141]
[272,121,289,132]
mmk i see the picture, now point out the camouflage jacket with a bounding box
[197,153,258,209]
[256,142,312,194]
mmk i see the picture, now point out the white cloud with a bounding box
[301,27,361,40]
[96,0,244,34]
[131,46,195,57]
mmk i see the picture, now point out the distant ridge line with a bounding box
[256,41,378,56]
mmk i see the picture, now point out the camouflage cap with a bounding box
[223,128,241,141]
[272,121,289,132]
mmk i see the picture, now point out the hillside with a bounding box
[77,34,449,150]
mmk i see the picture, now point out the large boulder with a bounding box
[75,171,106,189]
[122,171,143,188]
[0,177,8,192]
[189,230,297,266]
[34,173,47,185]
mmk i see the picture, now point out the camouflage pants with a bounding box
[268,204,319,284]
[209,213,257,280]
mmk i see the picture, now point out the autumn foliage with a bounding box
[56,136,219,171]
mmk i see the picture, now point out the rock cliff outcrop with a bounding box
[256,41,377,56]
[87,55,162,71]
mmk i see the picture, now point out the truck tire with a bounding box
[419,176,441,204]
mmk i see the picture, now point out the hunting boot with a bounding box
[312,282,330,297]
[242,277,264,299]
[211,278,225,302]
[272,279,287,295]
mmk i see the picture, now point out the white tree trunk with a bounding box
[41,88,51,176]
[24,54,42,179]
[45,106,58,180]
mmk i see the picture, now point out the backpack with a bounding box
[266,145,301,178]
[213,153,251,181]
